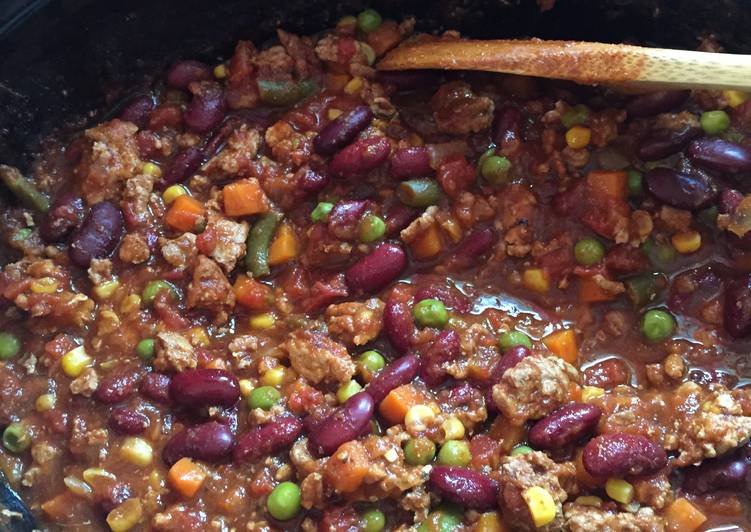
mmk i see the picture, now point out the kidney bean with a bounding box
[234,415,304,464]
[118,94,156,128]
[719,188,744,214]
[385,204,419,235]
[687,138,751,174]
[724,274,751,338]
[492,105,521,147]
[429,466,499,510]
[166,59,213,90]
[39,193,84,243]
[582,433,667,477]
[108,407,150,435]
[344,243,407,292]
[384,298,416,354]
[184,81,226,134]
[328,136,391,178]
[683,453,749,494]
[169,368,240,408]
[94,371,142,404]
[376,70,438,90]
[528,403,602,449]
[447,226,496,271]
[484,345,531,409]
[414,284,471,313]
[420,329,461,386]
[308,391,374,456]
[159,146,204,189]
[162,421,235,465]
[645,167,716,210]
[314,105,373,156]
[140,373,171,403]
[328,199,369,240]
[69,201,124,268]
[95,481,131,515]
[297,167,329,194]
[390,146,432,179]
[366,355,421,403]
[637,126,702,161]
[626,90,690,117]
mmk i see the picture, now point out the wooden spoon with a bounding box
[377,39,751,91]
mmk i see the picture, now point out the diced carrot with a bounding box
[326,74,350,92]
[410,223,443,260]
[573,448,600,489]
[488,417,527,453]
[233,274,273,310]
[664,498,707,532]
[41,492,79,521]
[542,329,578,364]
[165,195,205,233]
[569,382,582,402]
[168,457,207,498]
[222,178,270,217]
[268,223,298,266]
[366,20,402,57]
[586,170,628,200]
[323,440,371,492]
[379,384,428,425]
[578,276,617,303]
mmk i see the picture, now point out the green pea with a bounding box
[437,440,471,466]
[510,444,534,456]
[361,508,386,532]
[0,332,21,360]
[397,179,442,207]
[10,228,33,243]
[2,422,31,453]
[480,155,512,185]
[404,437,436,465]
[358,350,386,374]
[359,214,386,243]
[336,380,363,403]
[417,507,464,532]
[640,309,676,342]
[248,386,282,410]
[561,104,590,129]
[311,202,334,223]
[135,339,155,361]
[626,169,643,198]
[266,481,301,520]
[498,330,532,351]
[574,237,605,266]
[142,280,178,306]
[700,110,731,135]
[699,205,719,227]
[642,238,676,269]
[412,299,449,329]
[356,8,382,33]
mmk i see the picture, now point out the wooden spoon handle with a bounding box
[378,39,751,91]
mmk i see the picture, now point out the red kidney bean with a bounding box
[420,329,461,386]
[687,138,751,174]
[528,403,602,449]
[95,482,131,515]
[233,415,304,464]
[682,453,749,494]
[366,355,421,403]
[447,226,496,271]
[108,407,149,435]
[414,284,471,313]
[328,136,391,178]
[344,243,407,292]
[94,371,142,404]
[385,204,419,235]
[384,297,416,354]
[297,167,329,194]
[719,188,744,214]
[118,94,156,128]
[390,146,432,179]
[39,193,84,243]
[184,81,226,134]
[604,244,649,275]
[308,391,374,456]
[162,421,235,465]
[492,105,521,147]
[582,433,667,477]
[169,369,240,408]
[159,146,204,189]
[626,90,690,117]
[140,373,171,403]
[328,199,370,240]
[376,70,438,90]
[166,59,213,90]
[724,274,751,338]
[429,466,498,510]
[645,167,716,210]
[484,345,531,409]
[314,105,373,156]
[637,126,702,161]
[69,201,124,268]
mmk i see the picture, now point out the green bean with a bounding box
[397,179,442,207]
[258,79,317,106]
[246,211,283,277]
[624,273,667,307]
[0,165,49,212]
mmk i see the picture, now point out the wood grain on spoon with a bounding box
[377,39,751,91]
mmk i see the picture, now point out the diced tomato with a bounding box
[303,274,349,313]
[233,275,273,311]
[436,155,476,198]
[196,226,217,255]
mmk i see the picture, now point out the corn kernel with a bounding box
[261,367,285,387]
[565,126,592,149]
[581,386,605,402]
[93,279,120,300]
[522,268,550,293]
[404,405,436,433]
[358,41,376,65]
[442,416,465,441]
[523,486,557,528]
[605,478,634,504]
[148,469,164,490]
[83,468,116,484]
[575,496,603,507]
[239,379,254,397]
[671,231,701,254]
[249,313,276,330]
[120,294,141,314]
[213,64,228,79]
[188,326,210,347]
[327,108,343,120]
[724,90,748,108]
[120,437,153,467]
[141,162,162,177]
[106,498,143,532]
[162,184,188,205]
[61,345,93,378]
[476,512,503,532]
[30,277,59,294]
[344,76,364,95]
[440,217,463,243]
[35,393,56,412]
